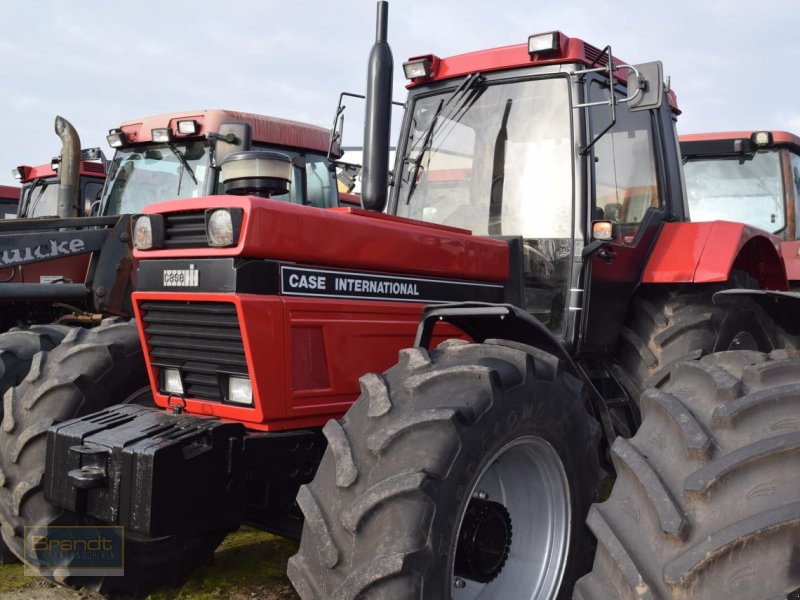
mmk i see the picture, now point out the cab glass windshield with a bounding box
[684,151,784,233]
[20,179,58,218]
[103,141,210,215]
[395,76,573,334]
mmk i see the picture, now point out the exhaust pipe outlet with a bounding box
[361,0,393,212]
[54,115,81,218]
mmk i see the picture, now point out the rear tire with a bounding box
[613,283,786,406]
[0,318,226,594]
[289,339,605,599]
[575,350,800,599]
[0,324,71,565]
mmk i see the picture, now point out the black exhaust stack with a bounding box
[361,1,393,212]
[54,116,80,218]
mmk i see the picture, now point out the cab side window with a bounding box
[791,152,800,239]
[590,80,661,243]
[304,154,337,208]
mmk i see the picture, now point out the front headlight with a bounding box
[133,215,153,249]
[163,368,184,395]
[228,376,253,405]
[205,208,243,247]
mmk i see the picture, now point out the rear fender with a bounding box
[642,221,788,290]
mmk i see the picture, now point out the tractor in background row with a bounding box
[12,146,107,219]
[681,130,800,287]
[1,2,797,598]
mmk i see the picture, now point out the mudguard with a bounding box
[642,221,788,290]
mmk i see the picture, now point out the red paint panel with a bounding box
[0,254,91,284]
[643,221,787,288]
[781,241,800,282]
[138,196,509,282]
[291,327,331,391]
[133,290,465,432]
[0,185,19,201]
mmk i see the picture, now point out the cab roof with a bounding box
[680,130,800,154]
[406,32,680,113]
[117,109,337,156]
[18,161,106,184]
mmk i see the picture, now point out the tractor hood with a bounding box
[135,195,509,282]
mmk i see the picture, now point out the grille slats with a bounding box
[141,301,248,402]
[163,211,208,249]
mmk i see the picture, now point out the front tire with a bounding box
[289,339,605,599]
[0,324,71,565]
[575,350,800,599]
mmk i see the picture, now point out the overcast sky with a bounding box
[1,0,797,185]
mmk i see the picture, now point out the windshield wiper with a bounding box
[165,143,198,186]
[488,98,513,235]
[403,72,484,202]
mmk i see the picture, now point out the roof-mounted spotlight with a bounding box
[528,31,564,56]
[152,128,173,143]
[403,54,440,81]
[751,131,773,148]
[107,128,127,148]
[176,119,199,135]
[11,166,29,181]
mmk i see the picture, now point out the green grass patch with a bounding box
[0,561,30,593]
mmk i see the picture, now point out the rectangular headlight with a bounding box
[751,131,773,147]
[528,32,560,55]
[228,377,253,405]
[177,120,199,135]
[107,129,127,148]
[163,368,184,395]
[152,128,173,143]
[403,59,431,80]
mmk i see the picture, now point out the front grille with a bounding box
[140,301,247,402]
[163,210,207,249]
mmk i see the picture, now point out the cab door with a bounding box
[579,79,675,352]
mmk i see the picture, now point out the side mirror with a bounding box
[627,61,664,112]
[592,220,620,242]
[215,122,252,163]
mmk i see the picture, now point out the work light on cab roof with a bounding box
[151,128,173,144]
[106,128,126,148]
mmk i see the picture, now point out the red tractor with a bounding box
[680,130,800,286]
[1,3,798,598]
[0,109,346,566]
[13,149,107,219]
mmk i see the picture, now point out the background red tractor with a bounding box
[0,3,797,599]
[0,109,348,567]
[680,130,800,287]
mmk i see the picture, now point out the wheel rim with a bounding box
[452,435,571,600]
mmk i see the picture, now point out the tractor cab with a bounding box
[386,33,682,351]
[101,110,341,217]
[680,130,800,284]
[13,149,106,218]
